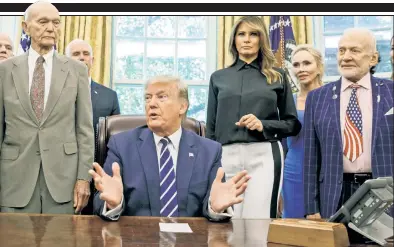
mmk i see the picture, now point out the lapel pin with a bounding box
[94,90,98,94]
[189,153,194,157]
[377,95,380,103]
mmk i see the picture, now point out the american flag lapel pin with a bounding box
[189,153,194,158]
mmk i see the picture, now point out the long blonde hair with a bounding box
[291,44,324,86]
[228,16,282,84]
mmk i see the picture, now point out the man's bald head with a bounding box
[337,28,379,83]
[24,0,59,22]
[0,33,14,61]
[22,0,61,54]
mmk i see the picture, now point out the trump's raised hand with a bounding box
[209,167,250,213]
[89,162,123,210]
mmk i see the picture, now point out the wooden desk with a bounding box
[0,214,380,246]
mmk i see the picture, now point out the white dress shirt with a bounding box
[28,47,55,109]
[102,127,233,220]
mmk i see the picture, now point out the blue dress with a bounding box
[283,93,305,218]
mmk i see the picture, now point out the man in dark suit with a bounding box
[304,28,393,220]
[65,39,120,136]
[90,75,250,220]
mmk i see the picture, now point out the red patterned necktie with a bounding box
[30,56,45,122]
[343,84,363,162]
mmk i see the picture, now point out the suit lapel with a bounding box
[138,129,161,216]
[90,80,98,110]
[176,129,197,215]
[11,53,40,126]
[331,79,343,149]
[371,76,385,150]
[40,53,69,125]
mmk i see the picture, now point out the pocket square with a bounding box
[385,107,393,116]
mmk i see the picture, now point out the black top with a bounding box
[206,58,301,145]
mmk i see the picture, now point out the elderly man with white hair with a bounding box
[0,1,94,214]
[0,33,13,61]
[303,27,393,220]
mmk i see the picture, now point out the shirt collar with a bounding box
[233,57,261,71]
[341,72,371,92]
[29,47,54,65]
[153,126,182,151]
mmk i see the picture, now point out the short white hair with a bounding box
[341,27,377,53]
[65,39,94,57]
[24,0,51,21]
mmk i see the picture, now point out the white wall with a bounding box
[0,16,20,52]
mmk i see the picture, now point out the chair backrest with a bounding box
[96,115,205,166]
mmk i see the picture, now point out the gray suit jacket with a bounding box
[0,52,94,207]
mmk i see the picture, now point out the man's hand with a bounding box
[89,162,123,210]
[236,114,263,132]
[73,180,90,214]
[306,213,322,220]
[209,167,250,213]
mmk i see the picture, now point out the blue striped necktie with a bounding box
[159,137,179,217]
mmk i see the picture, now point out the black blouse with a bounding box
[206,58,301,145]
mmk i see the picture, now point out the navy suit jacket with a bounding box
[304,76,394,218]
[91,80,120,134]
[93,126,227,220]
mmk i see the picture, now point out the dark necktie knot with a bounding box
[349,83,361,89]
[160,137,170,146]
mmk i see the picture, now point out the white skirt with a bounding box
[222,141,284,219]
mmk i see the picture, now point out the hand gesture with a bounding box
[89,162,123,210]
[209,167,250,213]
[236,114,263,132]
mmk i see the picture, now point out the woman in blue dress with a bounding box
[282,45,324,218]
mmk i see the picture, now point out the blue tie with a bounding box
[159,137,179,217]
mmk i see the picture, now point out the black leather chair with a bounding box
[96,115,205,166]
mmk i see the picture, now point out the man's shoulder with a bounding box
[92,81,117,95]
[56,53,86,71]
[0,55,25,70]
[183,129,221,151]
[111,125,147,142]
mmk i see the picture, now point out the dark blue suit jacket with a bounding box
[93,126,227,220]
[91,80,120,134]
[304,76,394,218]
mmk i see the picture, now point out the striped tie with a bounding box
[159,137,179,217]
[343,84,363,162]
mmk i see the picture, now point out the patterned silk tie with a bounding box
[159,137,179,217]
[30,56,45,122]
[343,84,363,162]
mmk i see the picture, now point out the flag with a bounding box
[19,29,31,54]
[269,16,299,93]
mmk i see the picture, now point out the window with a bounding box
[111,16,217,122]
[313,16,393,82]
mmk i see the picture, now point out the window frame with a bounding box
[313,16,393,83]
[110,16,217,89]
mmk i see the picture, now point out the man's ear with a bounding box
[370,51,379,66]
[179,100,188,116]
[22,21,29,36]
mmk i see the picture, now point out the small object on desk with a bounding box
[159,223,193,233]
[267,219,349,247]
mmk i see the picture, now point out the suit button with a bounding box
[36,151,40,155]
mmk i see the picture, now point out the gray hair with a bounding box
[65,39,94,57]
[341,27,377,54]
[145,75,189,115]
[24,0,52,21]
[0,33,13,51]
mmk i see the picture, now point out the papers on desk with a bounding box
[159,223,193,233]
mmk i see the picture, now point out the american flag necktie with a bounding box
[343,84,363,162]
[159,137,179,217]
